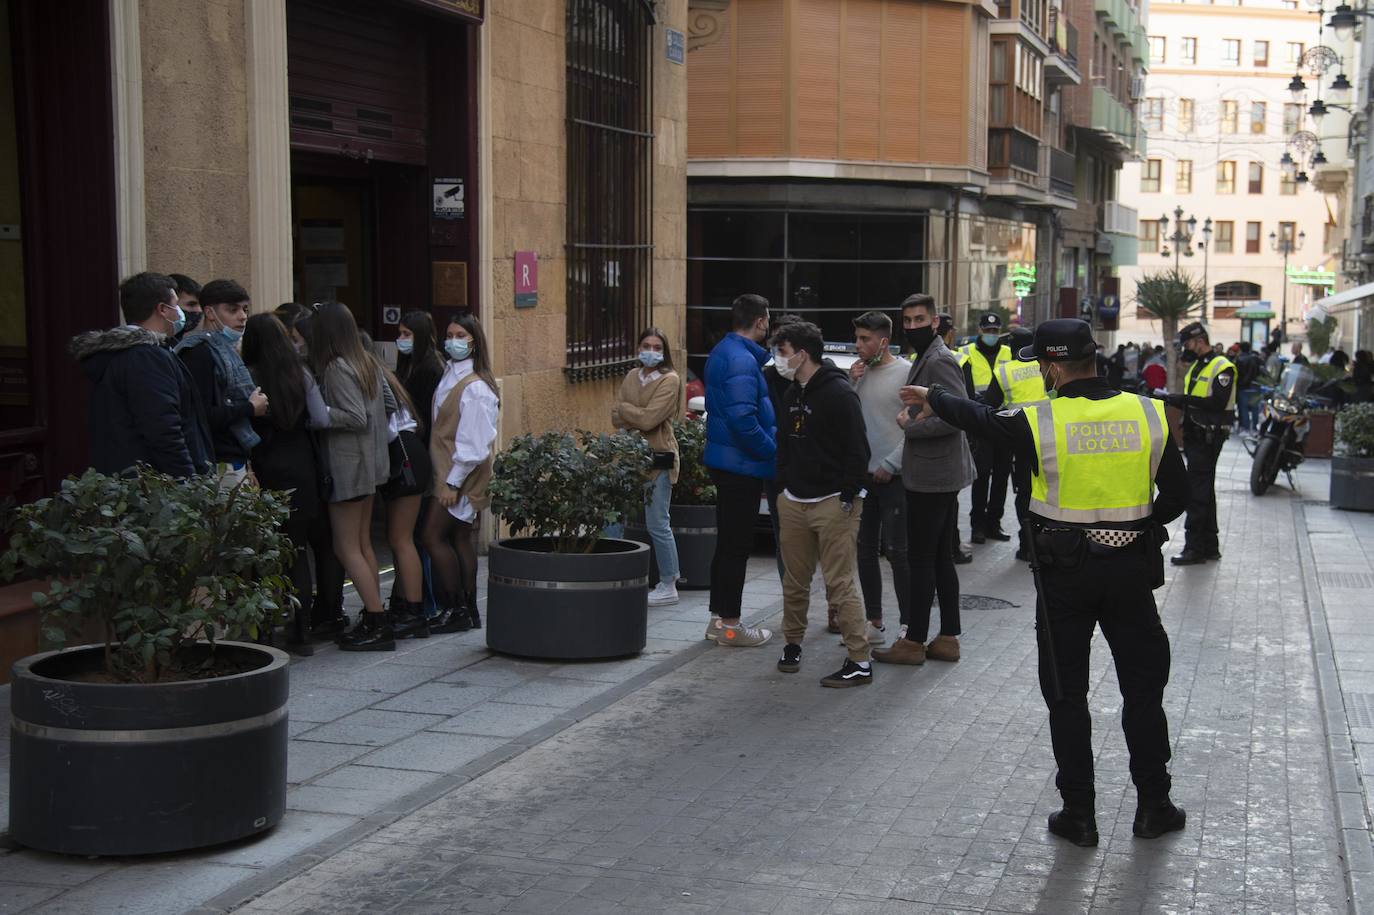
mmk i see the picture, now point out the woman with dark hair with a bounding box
[396,310,445,444]
[309,302,392,650]
[274,303,313,353]
[421,312,500,632]
[241,313,330,655]
[610,327,684,605]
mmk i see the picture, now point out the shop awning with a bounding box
[1314,280,1374,314]
[1234,305,1275,319]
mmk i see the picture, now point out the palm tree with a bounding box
[1132,269,1206,390]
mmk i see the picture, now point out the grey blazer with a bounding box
[901,336,976,494]
[320,359,390,502]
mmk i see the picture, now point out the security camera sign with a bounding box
[382,306,401,325]
[432,178,465,220]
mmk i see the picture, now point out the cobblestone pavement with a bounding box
[1,443,1366,914]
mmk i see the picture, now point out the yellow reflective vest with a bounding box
[1023,392,1169,526]
[959,343,1012,393]
[995,358,1048,408]
[1185,354,1237,412]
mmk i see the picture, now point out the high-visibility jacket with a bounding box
[1022,392,1169,526]
[960,343,1012,393]
[995,358,1048,408]
[1185,354,1237,412]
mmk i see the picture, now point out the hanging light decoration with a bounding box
[1329,2,1359,40]
[1289,73,1308,100]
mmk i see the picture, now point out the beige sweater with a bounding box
[611,368,684,483]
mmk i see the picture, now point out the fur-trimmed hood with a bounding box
[70,326,166,384]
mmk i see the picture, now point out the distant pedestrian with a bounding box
[374,358,434,642]
[1234,341,1263,432]
[960,313,1013,544]
[762,312,806,585]
[770,320,873,687]
[611,328,685,605]
[702,294,777,648]
[395,310,445,446]
[71,271,213,478]
[1290,341,1310,366]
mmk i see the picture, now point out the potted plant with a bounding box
[626,417,717,589]
[486,430,652,659]
[1332,402,1374,511]
[1,466,295,856]
[1132,269,1205,392]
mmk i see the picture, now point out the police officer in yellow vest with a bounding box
[1155,321,1236,566]
[982,325,1047,561]
[960,313,1015,543]
[899,319,1190,848]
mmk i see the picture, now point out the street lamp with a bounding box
[1270,229,1308,342]
[1159,206,1199,271]
[1197,218,1213,322]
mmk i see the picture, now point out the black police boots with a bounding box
[985,523,1012,542]
[1172,549,1210,565]
[338,611,396,651]
[1133,799,1187,838]
[1047,806,1099,847]
[390,600,431,640]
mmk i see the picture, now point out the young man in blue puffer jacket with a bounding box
[703,293,777,648]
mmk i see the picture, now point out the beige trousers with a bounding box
[777,495,869,661]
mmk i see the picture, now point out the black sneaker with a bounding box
[820,658,872,688]
[777,643,802,673]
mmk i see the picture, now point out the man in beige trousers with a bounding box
[769,320,874,688]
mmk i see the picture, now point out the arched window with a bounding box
[1214,281,1261,300]
[565,0,656,379]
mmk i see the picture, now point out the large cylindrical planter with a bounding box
[9,641,289,856]
[487,537,649,659]
[624,503,717,589]
[1331,456,1374,511]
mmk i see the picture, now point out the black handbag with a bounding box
[389,433,418,490]
[651,450,676,470]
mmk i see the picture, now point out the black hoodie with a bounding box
[776,363,871,502]
[70,326,213,478]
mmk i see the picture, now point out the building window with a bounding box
[1218,161,1236,194]
[1149,36,1166,63]
[1140,219,1161,253]
[1287,42,1305,65]
[1284,103,1304,133]
[1176,160,1193,193]
[1143,97,1164,132]
[1221,100,1238,134]
[1281,170,1298,195]
[1246,221,1262,253]
[1254,40,1269,67]
[1141,158,1162,192]
[1215,221,1235,253]
[1223,39,1241,65]
[565,0,655,376]
[1179,98,1195,133]
[1181,37,1197,64]
[1248,162,1264,193]
[1215,281,1262,307]
[1250,102,1266,134]
[990,40,1009,125]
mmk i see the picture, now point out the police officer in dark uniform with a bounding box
[1156,322,1236,565]
[899,319,1189,847]
[980,326,1046,561]
[960,314,1014,543]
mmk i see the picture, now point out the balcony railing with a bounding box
[1050,9,1078,64]
[1103,200,1138,236]
[1048,146,1075,196]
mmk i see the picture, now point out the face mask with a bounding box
[181,310,201,334]
[1181,348,1198,364]
[445,338,472,361]
[396,337,414,355]
[980,334,1000,347]
[221,326,244,344]
[904,325,935,353]
[168,304,186,335]
[638,349,664,368]
[772,349,800,381]
[1041,365,1060,400]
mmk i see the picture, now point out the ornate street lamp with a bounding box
[1270,229,1308,342]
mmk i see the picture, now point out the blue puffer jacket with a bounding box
[704,333,776,479]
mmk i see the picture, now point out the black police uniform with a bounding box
[967,331,1014,542]
[919,320,1190,845]
[977,351,1034,559]
[1164,340,1236,565]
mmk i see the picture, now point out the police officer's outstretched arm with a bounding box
[1151,438,1189,526]
[926,385,1034,458]
[1168,363,1236,412]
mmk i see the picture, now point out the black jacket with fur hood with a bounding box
[70,326,213,478]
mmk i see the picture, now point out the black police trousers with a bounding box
[1182,431,1226,555]
[1037,544,1173,808]
[970,438,1012,529]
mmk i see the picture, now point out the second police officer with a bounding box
[960,313,1014,544]
[898,319,1190,848]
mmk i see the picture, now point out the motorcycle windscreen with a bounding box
[1279,364,1315,400]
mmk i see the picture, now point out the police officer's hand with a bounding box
[899,384,929,407]
[849,361,867,382]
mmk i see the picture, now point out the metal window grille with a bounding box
[565,0,656,382]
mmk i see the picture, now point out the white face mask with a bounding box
[773,348,801,381]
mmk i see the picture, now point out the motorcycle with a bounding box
[1244,364,1321,496]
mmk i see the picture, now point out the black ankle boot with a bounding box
[429,604,473,635]
[1133,799,1186,838]
[338,611,395,651]
[465,602,481,630]
[1048,807,1099,847]
[390,600,431,640]
[310,605,348,641]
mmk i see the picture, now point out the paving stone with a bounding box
[0,882,63,912]
[295,709,448,747]
[373,682,506,716]
[286,738,372,783]
[429,702,570,738]
[23,862,259,915]
[358,730,509,773]
[288,685,385,724]
[496,677,626,710]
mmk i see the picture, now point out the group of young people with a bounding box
[74,272,501,655]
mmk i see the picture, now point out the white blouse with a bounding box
[432,358,500,522]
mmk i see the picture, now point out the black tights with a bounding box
[421,500,477,608]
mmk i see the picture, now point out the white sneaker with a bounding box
[898,624,909,641]
[716,623,773,647]
[866,623,888,646]
[705,615,724,641]
[647,581,679,606]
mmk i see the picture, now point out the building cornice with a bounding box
[1145,4,1317,19]
[688,158,990,187]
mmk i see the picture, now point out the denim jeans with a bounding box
[606,473,680,583]
[1238,387,1260,432]
[857,476,910,625]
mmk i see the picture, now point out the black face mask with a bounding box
[181,310,202,334]
[1180,348,1199,364]
[905,325,935,353]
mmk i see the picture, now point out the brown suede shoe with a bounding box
[926,635,961,663]
[872,638,926,665]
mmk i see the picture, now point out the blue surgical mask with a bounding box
[396,337,414,355]
[980,333,1000,347]
[445,338,472,361]
[221,326,244,344]
[639,349,664,368]
[169,304,186,335]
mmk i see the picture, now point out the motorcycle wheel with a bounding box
[1250,436,1280,496]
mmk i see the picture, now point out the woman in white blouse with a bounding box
[421,313,500,633]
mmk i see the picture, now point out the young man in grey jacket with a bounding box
[873,294,976,667]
